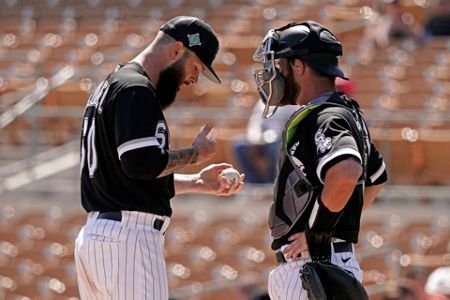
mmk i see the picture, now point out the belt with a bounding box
[275,241,353,264]
[97,211,164,231]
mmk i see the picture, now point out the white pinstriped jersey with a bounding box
[268,242,363,300]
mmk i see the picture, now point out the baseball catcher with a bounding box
[252,20,387,299]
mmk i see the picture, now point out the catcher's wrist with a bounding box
[308,196,343,232]
[305,228,332,263]
[305,196,344,263]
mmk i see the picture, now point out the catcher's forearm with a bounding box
[158,148,198,177]
[363,183,385,210]
[306,196,344,262]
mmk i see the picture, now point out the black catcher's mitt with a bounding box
[300,262,369,300]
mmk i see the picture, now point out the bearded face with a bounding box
[155,54,187,110]
[278,62,300,106]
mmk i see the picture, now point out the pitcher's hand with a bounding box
[192,123,216,164]
[195,163,245,196]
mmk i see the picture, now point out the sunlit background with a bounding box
[0,0,449,299]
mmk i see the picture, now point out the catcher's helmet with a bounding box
[253,21,348,118]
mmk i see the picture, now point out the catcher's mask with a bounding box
[253,20,348,118]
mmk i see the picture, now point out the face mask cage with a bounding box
[253,30,279,119]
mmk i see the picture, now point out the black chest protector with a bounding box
[269,92,369,249]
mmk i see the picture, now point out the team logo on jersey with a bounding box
[155,121,168,148]
[315,129,332,154]
[188,33,201,47]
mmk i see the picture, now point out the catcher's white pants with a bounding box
[74,211,170,300]
[268,242,362,300]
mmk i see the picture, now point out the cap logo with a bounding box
[188,33,201,47]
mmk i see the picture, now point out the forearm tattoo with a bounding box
[158,148,198,177]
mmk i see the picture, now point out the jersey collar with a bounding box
[307,91,335,105]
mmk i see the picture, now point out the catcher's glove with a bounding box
[300,262,369,300]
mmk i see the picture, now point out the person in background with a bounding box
[422,0,450,39]
[363,0,421,47]
[232,102,298,184]
[425,266,450,300]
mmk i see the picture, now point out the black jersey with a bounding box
[271,92,387,249]
[80,62,174,216]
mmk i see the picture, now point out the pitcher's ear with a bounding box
[169,41,185,60]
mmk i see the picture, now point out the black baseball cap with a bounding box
[160,16,221,84]
[274,21,348,80]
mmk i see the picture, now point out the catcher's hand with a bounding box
[300,262,369,300]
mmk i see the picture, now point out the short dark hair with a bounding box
[293,59,334,82]
[287,57,336,81]
[155,32,176,45]
[306,62,335,80]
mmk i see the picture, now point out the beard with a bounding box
[278,64,300,106]
[155,56,186,110]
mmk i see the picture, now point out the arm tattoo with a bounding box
[158,148,198,177]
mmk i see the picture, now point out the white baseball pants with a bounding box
[74,211,170,300]
[268,241,362,300]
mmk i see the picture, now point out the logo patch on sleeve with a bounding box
[315,129,332,154]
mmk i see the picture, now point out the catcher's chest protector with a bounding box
[269,104,321,239]
[268,94,369,240]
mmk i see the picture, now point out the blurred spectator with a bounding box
[251,291,270,300]
[363,0,421,47]
[422,0,450,38]
[382,278,425,300]
[408,267,431,299]
[232,102,298,184]
[425,266,450,300]
[336,77,357,97]
[382,286,418,300]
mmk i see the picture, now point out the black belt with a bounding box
[333,241,353,253]
[275,241,353,264]
[97,212,164,231]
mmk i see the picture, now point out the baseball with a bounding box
[220,168,240,185]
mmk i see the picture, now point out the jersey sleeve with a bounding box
[313,110,362,184]
[113,86,169,178]
[365,141,388,186]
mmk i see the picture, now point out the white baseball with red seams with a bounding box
[220,168,240,185]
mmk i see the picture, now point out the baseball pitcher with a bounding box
[75,16,244,300]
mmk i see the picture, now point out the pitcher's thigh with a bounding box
[127,230,168,300]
